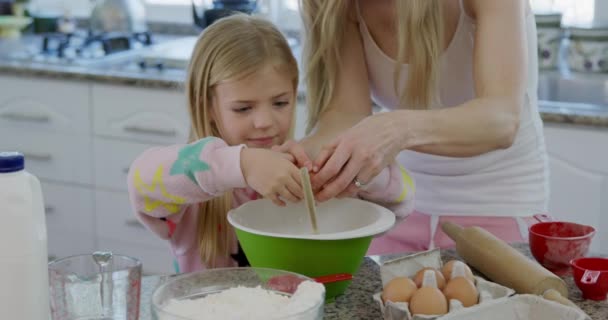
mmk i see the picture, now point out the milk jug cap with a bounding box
[0,151,24,173]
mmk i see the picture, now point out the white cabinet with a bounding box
[544,124,608,255]
[42,181,96,261]
[0,75,186,274]
[0,75,97,265]
[95,189,171,248]
[0,76,90,134]
[91,84,187,274]
[41,182,94,232]
[92,84,189,144]
[0,128,93,185]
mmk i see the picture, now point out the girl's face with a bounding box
[211,63,295,148]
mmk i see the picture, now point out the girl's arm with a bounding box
[127,137,304,238]
[127,137,247,238]
[357,163,415,220]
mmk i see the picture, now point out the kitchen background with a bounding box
[0,0,607,275]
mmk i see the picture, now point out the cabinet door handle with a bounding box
[123,125,177,137]
[45,206,55,215]
[125,219,146,229]
[1,112,50,123]
[23,152,53,162]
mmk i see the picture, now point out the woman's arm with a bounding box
[394,0,528,156]
[300,3,373,159]
[311,0,529,201]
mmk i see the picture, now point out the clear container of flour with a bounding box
[152,267,325,320]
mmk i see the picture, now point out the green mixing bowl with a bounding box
[227,198,395,300]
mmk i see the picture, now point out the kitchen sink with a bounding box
[538,70,608,109]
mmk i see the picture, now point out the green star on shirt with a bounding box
[170,138,212,184]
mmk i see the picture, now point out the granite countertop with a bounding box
[138,243,607,320]
[1,35,608,128]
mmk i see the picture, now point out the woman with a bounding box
[290,0,548,253]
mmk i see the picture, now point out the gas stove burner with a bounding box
[40,31,154,61]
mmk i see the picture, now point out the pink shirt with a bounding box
[127,137,415,273]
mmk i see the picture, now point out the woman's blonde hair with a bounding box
[301,0,444,132]
[186,14,299,267]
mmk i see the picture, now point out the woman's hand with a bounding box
[241,148,303,206]
[311,112,403,202]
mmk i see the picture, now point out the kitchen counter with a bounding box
[1,35,608,128]
[0,35,185,90]
[137,243,606,319]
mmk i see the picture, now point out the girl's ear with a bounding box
[209,106,216,124]
[208,95,217,124]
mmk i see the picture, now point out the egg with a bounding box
[381,276,417,304]
[443,277,479,307]
[414,268,446,290]
[409,286,448,316]
[441,260,475,282]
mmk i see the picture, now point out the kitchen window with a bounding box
[144,0,300,27]
[32,0,604,26]
[30,0,299,24]
[531,0,604,26]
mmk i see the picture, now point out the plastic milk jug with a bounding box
[0,152,51,319]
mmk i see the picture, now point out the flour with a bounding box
[162,280,324,320]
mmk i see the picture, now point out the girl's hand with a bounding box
[241,148,304,206]
[271,140,314,172]
[311,112,403,202]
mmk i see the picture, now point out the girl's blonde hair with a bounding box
[186,14,299,267]
[301,0,444,132]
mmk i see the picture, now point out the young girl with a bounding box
[127,15,415,273]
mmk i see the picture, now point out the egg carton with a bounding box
[372,249,515,320]
[439,294,590,320]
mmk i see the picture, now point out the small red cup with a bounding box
[529,222,595,275]
[570,257,608,301]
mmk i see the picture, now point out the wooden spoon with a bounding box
[300,167,319,234]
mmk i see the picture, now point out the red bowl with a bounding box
[529,222,595,275]
[570,257,608,301]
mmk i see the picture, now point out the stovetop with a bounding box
[7,30,155,67]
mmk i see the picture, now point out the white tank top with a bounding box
[357,0,549,216]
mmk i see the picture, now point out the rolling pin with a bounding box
[441,222,574,304]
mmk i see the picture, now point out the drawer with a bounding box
[40,182,94,232]
[95,189,169,248]
[0,75,90,134]
[0,128,93,185]
[92,84,189,144]
[97,237,174,275]
[94,138,155,191]
[48,229,96,261]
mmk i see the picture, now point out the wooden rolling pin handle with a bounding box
[441,221,464,242]
[543,289,581,310]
